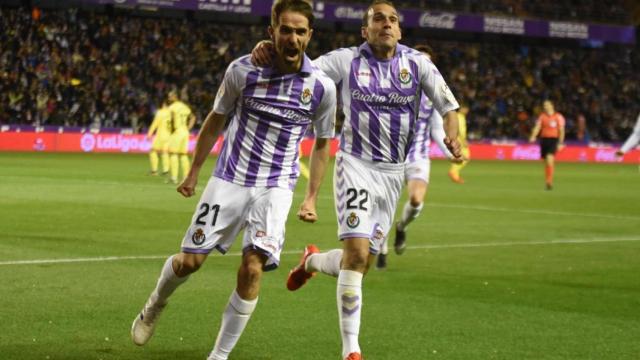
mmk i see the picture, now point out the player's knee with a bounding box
[174,254,205,276]
[409,194,424,207]
[342,250,368,271]
[239,259,264,286]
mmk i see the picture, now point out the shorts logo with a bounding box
[374,229,384,241]
[300,88,312,105]
[256,230,266,238]
[399,68,412,84]
[192,228,206,245]
[346,212,360,228]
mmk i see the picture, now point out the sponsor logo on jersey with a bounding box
[346,212,360,228]
[300,88,312,105]
[399,68,412,84]
[192,228,206,245]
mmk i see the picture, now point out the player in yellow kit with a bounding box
[167,91,196,184]
[147,100,172,176]
[448,103,470,184]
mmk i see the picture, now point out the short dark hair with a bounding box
[271,0,314,28]
[362,0,396,26]
[414,44,434,61]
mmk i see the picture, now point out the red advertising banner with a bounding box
[1,131,638,163]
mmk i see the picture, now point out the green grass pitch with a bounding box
[0,152,639,360]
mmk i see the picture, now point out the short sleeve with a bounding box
[311,48,353,84]
[312,79,337,139]
[213,62,243,115]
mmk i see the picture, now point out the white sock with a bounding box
[337,270,363,358]
[380,236,388,255]
[149,255,189,306]
[208,290,258,360]
[396,202,424,231]
[306,249,343,277]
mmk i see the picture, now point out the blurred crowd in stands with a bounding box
[0,6,638,142]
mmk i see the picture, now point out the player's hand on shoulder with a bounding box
[297,200,318,223]
[177,175,198,198]
[251,40,275,67]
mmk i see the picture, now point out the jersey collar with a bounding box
[358,42,409,63]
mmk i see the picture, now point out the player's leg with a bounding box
[131,252,207,346]
[149,137,162,175]
[132,178,247,346]
[336,153,403,359]
[169,153,180,183]
[338,237,369,359]
[168,134,179,184]
[179,133,191,181]
[209,185,290,359]
[160,141,170,175]
[376,237,388,269]
[394,179,427,255]
[545,153,555,190]
[394,160,429,255]
[208,250,266,360]
[149,150,159,175]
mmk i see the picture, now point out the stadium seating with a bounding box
[0,5,638,142]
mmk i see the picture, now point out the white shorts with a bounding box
[404,157,431,183]
[181,177,293,271]
[333,152,404,255]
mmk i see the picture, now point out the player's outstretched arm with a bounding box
[177,110,226,198]
[429,110,454,159]
[529,120,541,143]
[442,110,462,160]
[617,113,640,156]
[250,40,275,67]
[298,138,330,223]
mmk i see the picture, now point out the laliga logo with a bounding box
[81,133,96,152]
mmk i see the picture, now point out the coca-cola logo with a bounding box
[334,6,366,20]
[419,12,456,29]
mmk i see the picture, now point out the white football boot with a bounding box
[131,299,167,346]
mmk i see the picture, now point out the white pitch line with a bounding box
[427,202,640,221]
[1,237,639,266]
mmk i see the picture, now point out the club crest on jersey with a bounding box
[300,88,312,105]
[399,68,412,84]
[346,212,360,228]
[192,228,206,245]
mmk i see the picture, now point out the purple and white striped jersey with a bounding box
[313,42,459,163]
[406,93,452,163]
[212,54,336,190]
[406,93,435,163]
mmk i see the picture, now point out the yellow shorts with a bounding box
[169,130,190,154]
[151,133,170,152]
